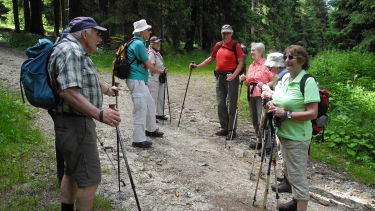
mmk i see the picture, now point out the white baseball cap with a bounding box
[221,25,233,33]
[133,19,152,34]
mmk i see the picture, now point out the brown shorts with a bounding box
[53,113,101,188]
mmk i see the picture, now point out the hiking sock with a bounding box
[61,203,74,211]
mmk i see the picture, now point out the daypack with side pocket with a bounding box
[112,38,139,80]
[20,38,59,109]
[300,74,330,141]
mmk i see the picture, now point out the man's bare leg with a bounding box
[76,184,99,211]
[61,175,78,204]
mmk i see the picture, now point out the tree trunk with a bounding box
[12,0,20,32]
[23,0,30,32]
[69,0,81,20]
[100,0,111,41]
[30,0,44,35]
[60,0,67,27]
[250,0,255,36]
[184,1,197,51]
[53,0,60,35]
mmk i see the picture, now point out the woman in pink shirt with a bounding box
[240,42,274,149]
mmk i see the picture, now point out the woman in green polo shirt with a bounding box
[267,45,320,211]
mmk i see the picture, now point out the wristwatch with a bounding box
[286,111,292,120]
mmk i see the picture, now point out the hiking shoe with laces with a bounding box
[278,199,297,211]
[215,129,228,136]
[156,115,168,120]
[272,177,292,193]
[145,129,164,137]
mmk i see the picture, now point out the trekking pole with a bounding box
[162,75,166,117]
[249,106,267,180]
[272,139,280,210]
[252,120,270,207]
[177,61,194,127]
[261,113,278,211]
[228,81,243,142]
[109,104,142,211]
[111,82,122,192]
[166,74,172,124]
[97,136,125,187]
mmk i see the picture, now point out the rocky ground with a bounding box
[1,43,374,211]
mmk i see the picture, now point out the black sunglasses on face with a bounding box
[283,55,298,60]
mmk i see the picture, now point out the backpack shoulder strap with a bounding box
[213,41,223,57]
[126,38,140,64]
[233,41,239,64]
[300,74,312,97]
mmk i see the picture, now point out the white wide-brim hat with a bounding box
[133,19,152,34]
[264,52,285,68]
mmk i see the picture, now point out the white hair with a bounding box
[251,42,265,53]
[70,29,91,39]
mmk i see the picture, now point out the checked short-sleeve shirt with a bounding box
[48,34,103,114]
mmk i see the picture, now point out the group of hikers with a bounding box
[47,17,320,211]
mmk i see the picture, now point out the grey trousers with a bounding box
[126,79,157,143]
[148,73,165,116]
[280,137,311,200]
[216,74,239,132]
[248,96,262,135]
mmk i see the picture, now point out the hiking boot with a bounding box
[156,115,168,120]
[145,129,164,137]
[272,177,292,193]
[215,129,228,136]
[278,199,297,211]
[226,131,237,140]
[250,142,262,150]
[132,141,152,148]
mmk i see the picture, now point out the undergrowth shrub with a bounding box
[309,51,375,166]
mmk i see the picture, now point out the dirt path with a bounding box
[1,44,374,211]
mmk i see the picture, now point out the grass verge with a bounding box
[0,84,113,210]
[310,141,374,185]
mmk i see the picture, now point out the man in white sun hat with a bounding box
[126,19,167,148]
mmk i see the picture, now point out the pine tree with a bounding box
[330,0,375,52]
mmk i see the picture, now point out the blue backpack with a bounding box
[20,38,59,109]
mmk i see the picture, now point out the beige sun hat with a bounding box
[264,52,285,68]
[133,19,152,34]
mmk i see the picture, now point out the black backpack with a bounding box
[300,74,330,141]
[214,41,247,74]
[112,38,139,80]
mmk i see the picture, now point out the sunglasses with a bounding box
[283,55,298,60]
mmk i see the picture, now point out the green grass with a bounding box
[310,141,375,185]
[0,85,113,210]
[0,29,49,51]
